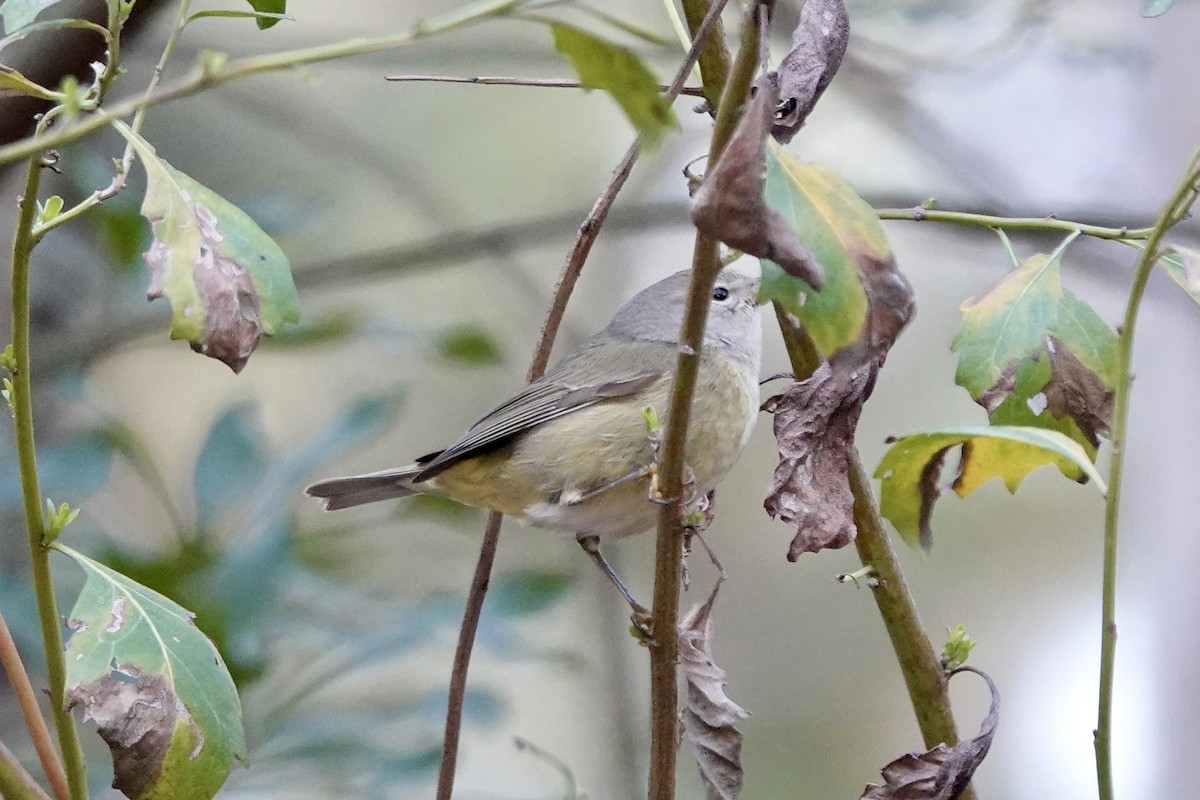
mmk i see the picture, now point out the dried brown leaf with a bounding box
[770,0,850,143]
[860,667,1000,800]
[763,359,878,558]
[680,581,749,800]
[68,668,199,799]
[691,77,825,288]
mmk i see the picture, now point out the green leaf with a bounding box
[489,570,572,616]
[1143,0,1176,16]
[941,625,975,671]
[57,544,246,800]
[194,405,268,530]
[549,22,676,148]
[246,0,285,29]
[436,324,503,365]
[759,142,878,356]
[875,424,1106,549]
[0,64,58,99]
[115,122,300,372]
[0,0,69,32]
[1161,244,1200,307]
[951,246,1117,453]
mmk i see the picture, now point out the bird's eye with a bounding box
[712,286,730,302]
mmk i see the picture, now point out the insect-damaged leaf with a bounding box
[549,22,677,148]
[1161,244,1200,308]
[57,544,246,800]
[860,667,999,800]
[769,0,849,143]
[680,580,748,800]
[763,361,875,558]
[692,77,825,289]
[874,424,1106,550]
[117,124,299,372]
[760,142,912,358]
[952,247,1117,455]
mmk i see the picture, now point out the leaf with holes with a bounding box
[952,247,1117,454]
[117,123,299,372]
[875,425,1106,550]
[760,143,900,357]
[58,545,246,800]
[549,22,677,148]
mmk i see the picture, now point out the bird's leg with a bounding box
[577,535,654,644]
[559,465,652,505]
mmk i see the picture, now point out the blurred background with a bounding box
[1,0,1198,798]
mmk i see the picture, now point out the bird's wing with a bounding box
[413,343,662,480]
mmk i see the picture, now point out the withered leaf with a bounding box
[860,666,1000,800]
[763,359,877,558]
[680,580,749,800]
[691,76,825,288]
[770,0,850,143]
[117,123,300,373]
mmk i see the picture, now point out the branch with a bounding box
[648,3,759,798]
[9,157,88,800]
[0,0,521,170]
[1095,146,1200,800]
[433,2,734,797]
[876,205,1157,242]
[0,613,69,800]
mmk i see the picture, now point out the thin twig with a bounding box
[434,511,503,800]
[647,3,759,799]
[876,206,1157,242]
[385,74,709,97]
[0,740,53,800]
[1095,147,1200,800]
[0,613,69,800]
[433,4,734,797]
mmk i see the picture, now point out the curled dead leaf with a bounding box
[680,581,749,800]
[763,359,877,558]
[770,0,850,143]
[691,76,825,288]
[860,666,1000,800]
[68,667,202,799]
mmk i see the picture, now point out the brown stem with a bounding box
[434,511,503,800]
[647,4,762,799]
[0,613,69,800]
[432,5,734,797]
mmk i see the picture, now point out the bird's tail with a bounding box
[305,466,424,510]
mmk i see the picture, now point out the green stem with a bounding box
[773,311,977,800]
[875,206,1156,241]
[679,0,730,112]
[0,0,519,171]
[10,159,88,800]
[647,5,760,799]
[1095,148,1200,800]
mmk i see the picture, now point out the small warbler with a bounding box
[306,269,763,612]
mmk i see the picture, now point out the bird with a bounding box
[306,268,763,618]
